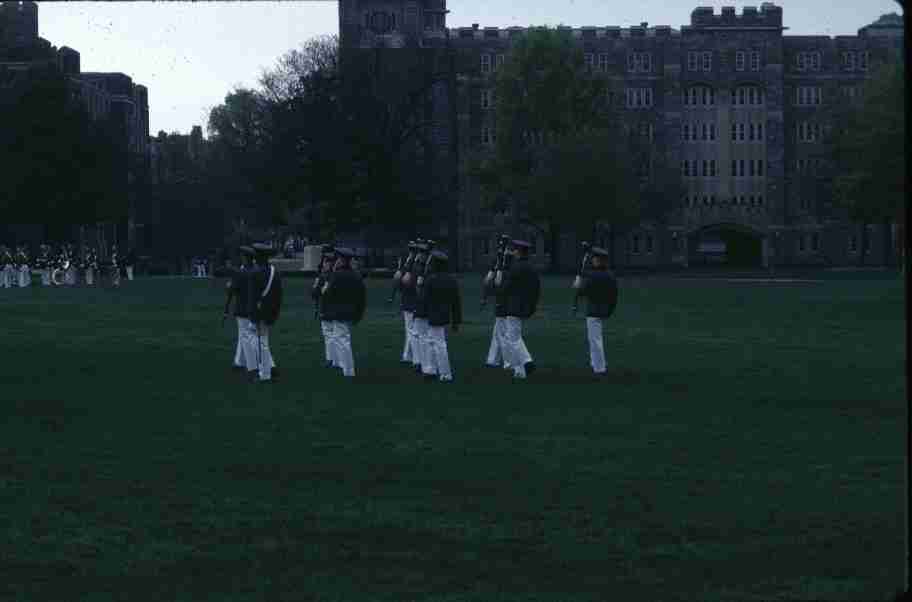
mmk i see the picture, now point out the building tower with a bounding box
[0,1,39,48]
[340,0,448,49]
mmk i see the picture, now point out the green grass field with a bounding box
[0,273,906,601]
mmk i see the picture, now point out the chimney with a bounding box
[472,23,479,30]
[640,22,648,28]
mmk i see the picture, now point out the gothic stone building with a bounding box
[348,3,903,271]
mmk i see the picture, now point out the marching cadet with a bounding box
[394,241,419,366]
[497,239,541,381]
[125,247,137,281]
[15,245,31,287]
[224,246,255,375]
[64,243,77,286]
[313,245,337,369]
[320,247,366,379]
[110,244,121,287]
[484,237,513,371]
[408,241,432,375]
[0,245,12,288]
[36,244,51,286]
[572,246,619,378]
[248,242,282,384]
[85,246,98,286]
[423,249,462,383]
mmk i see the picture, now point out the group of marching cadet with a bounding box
[0,242,134,289]
[221,236,618,383]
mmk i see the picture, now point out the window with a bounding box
[481,89,492,109]
[709,123,716,141]
[627,53,637,72]
[701,123,708,141]
[749,160,755,177]
[849,235,858,252]
[598,53,609,72]
[842,52,855,71]
[757,160,764,176]
[585,53,595,70]
[735,51,746,71]
[628,52,651,72]
[797,52,807,71]
[496,54,505,70]
[731,122,737,141]
[642,53,652,72]
[644,88,653,107]
[859,51,869,71]
[750,51,760,71]
[683,124,690,141]
[702,51,712,71]
[681,160,689,177]
[687,51,698,72]
[758,194,764,206]
[481,54,491,73]
[646,234,654,254]
[738,123,746,140]
[481,126,494,146]
[812,232,820,251]
[739,160,745,177]
[627,87,652,108]
[702,87,715,106]
[632,235,641,254]
[710,159,717,177]
[808,51,821,71]
[481,237,490,255]
[702,160,709,177]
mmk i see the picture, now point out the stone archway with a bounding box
[687,222,766,268]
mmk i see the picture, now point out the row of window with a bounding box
[795,158,826,174]
[626,87,654,108]
[682,86,765,107]
[687,51,714,72]
[682,122,716,142]
[680,159,767,178]
[796,121,822,142]
[480,54,506,73]
[731,122,765,142]
[684,195,766,208]
[796,86,822,106]
[734,51,762,72]
[795,51,870,71]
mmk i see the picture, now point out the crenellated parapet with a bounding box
[452,23,679,40]
[685,4,783,30]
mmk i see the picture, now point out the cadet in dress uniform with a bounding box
[0,245,12,288]
[85,246,99,286]
[393,241,419,366]
[125,248,136,281]
[225,246,255,375]
[572,246,619,377]
[247,243,282,383]
[36,245,51,286]
[498,239,541,381]
[312,245,337,369]
[422,250,462,383]
[484,243,514,371]
[320,247,366,379]
[109,245,121,287]
[15,246,31,287]
[64,243,77,286]
[407,241,432,374]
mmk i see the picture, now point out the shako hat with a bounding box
[251,242,278,257]
[590,246,609,257]
[334,246,355,258]
[239,245,255,256]
[509,239,532,249]
[430,249,449,262]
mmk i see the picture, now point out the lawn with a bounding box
[0,273,905,601]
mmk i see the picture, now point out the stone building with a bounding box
[0,1,150,249]
[340,1,904,270]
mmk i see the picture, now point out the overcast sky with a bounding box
[37,1,902,136]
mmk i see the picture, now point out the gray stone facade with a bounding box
[341,1,904,271]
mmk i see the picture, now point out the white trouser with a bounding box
[321,320,335,364]
[330,321,355,377]
[586,317,606,374]
[85,268,94,286]
[401,311,415,362]
[234,317,248,368]
[126,266,134,280]
[18,266,29,287]
[41,269,51,286]
[248,321,276,380]
[412,317,429,370]
[504,316,533,379]
[65,267,76,285]
[112,267,121,287]
[425,325,453,381]
[1,266,10,288]
[486,316,510,369]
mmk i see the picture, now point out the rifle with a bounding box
[388,244,411,304]
[222,277,234,327]
[481,234,510,309]
[416,239,436,291]
[572,241,591,315]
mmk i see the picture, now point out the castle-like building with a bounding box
[340,2,904,270]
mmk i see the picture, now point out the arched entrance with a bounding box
[688,222,765,268]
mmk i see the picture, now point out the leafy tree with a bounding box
[827,60,904,266]
[258,35,339,104]
[0,67,122,240]
[475,26,641,271]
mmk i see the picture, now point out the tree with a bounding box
[258,35,339,104]
[474,26,640,271]
[828,60,904,266]
[0,67,122,240]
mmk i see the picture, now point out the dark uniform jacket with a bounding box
[501,259,541,319]
[413,265,430,319]
[230,267,252,319]
[312,269,330,307]
[321,268,366,324]
[578,269,619,319]
[399,264,418,313]
[425,272,463,327]
[249,264,283,325]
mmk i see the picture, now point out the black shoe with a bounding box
[256,378,274,385]
[231,365,244,373]
[424,374,437,382]
[325,361,334,369]
[247,370,258,383]
[414,365,423,375]
[524,362,536,376]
